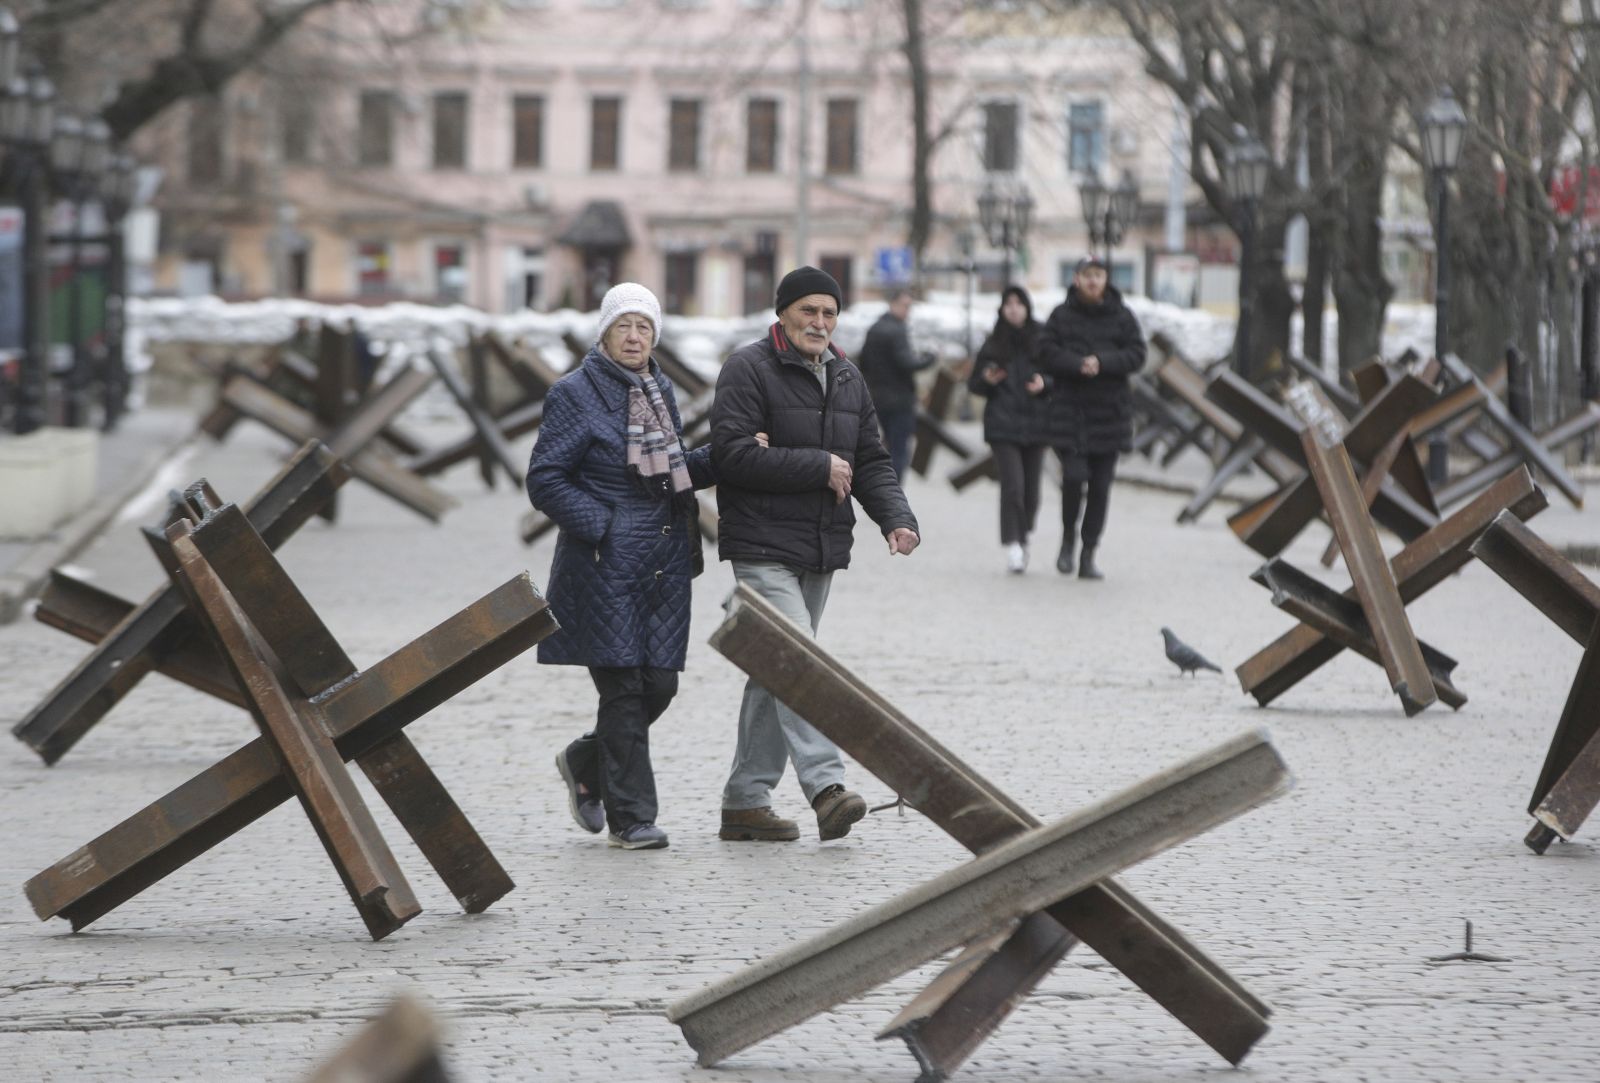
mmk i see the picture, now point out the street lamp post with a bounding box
[100,153,136,430]
[5,68,55,434]
[976,180,1034,289]
[1421,87,1467,484]
[1224,131,1270,381]
[1078,169,1139,271]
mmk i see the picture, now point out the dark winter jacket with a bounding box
[711,323,919,572]
[968,289,1047,447]
[1034,283,1147,455]
[857,311,935,415]
[526,348,715,670]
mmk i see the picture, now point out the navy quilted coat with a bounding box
[526,349,714,670]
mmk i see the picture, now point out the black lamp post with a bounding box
[1224,131,1270,381]
[99,152,136,430]
[976,180,1034,289]
[1079,169,1138,267]
[51,114,110,428]
[5,67,55,434]
[1421,87,1467,484]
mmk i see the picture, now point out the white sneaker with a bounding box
[1006,542,1027,574]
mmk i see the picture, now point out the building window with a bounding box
[356,241,391,296]
[825,98,858,175]
[188,97,224,184]
[664,251,698,315]
[1068,100,1104,175]
[983,101,1018,172]
[508,245,545,310]
[358,90,395,167]
[591,96,622,171]
[668,99,701,173]
[819,255,853,309]
[512,94,545,168]
[281,95,313,165]
[433,92,469,169]
[435,243,467,303]
[746,98,779,173]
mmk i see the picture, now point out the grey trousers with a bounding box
[722,560,846,810]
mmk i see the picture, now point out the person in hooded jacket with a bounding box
[968,285,1048,574]
[1034,256,1147,580]
[528,283,716,852]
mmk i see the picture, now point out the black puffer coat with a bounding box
[1034,284,1147,455]
[968,288,1047,446]
[711,323,919,572]
[858,311,935,414]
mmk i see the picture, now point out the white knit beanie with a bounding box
[596,282,663,347]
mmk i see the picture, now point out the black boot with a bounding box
[1055,539,1075,575]
[1078,545,1104,580]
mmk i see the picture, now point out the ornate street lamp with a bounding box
[98,149,137,429]
[1079,169,1139,268]
[977,179,1033,289]
[1224,130,1270,380]
[1421,87,1467,483]
[52,114,115,427]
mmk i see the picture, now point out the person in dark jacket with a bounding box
[968,285,1048,574]
[1035,256,1147,580]
[857,289,936,479]
[529,283,715,851]
[711,265,921,843]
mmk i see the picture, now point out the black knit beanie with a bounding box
[774,265,842,315]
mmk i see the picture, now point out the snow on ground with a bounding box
[127,290,1441,384]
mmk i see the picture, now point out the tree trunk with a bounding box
[901,0,933,278]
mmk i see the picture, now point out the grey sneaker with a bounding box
[812,785,867,841]
[555,751,604,834]
[719,806,801,841]
[609,822,669,850]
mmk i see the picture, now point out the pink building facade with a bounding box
[142,2,1190,315]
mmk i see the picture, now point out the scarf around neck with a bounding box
[602,350,694,509]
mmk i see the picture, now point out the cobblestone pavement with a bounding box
[2,419,1597,1082]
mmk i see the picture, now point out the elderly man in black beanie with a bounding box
[709,265,921,845]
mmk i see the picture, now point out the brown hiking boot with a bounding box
[812,784,867,841]
[719,806,800,841]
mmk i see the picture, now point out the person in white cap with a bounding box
[529,282,716,851]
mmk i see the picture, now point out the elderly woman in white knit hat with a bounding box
[527,282,715,850]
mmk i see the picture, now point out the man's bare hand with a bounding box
[753,431,769,448]
[1025,372,1045,394]
[828,453,853,505]
[886,527,920,555]
[1081,354,1101,377]
[982,364,1007,385]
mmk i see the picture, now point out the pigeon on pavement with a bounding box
[1161,626,1222,677]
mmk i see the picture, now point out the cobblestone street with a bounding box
[3,420,1598,1081]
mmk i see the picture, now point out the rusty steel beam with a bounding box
[1204,369,1305,462]
[519,507,557,546]
[425,348,525,489]
[1252,561,1467,709]
[23,573,556,933]
[1469,511,1600,644]
[412,398,545,477]
[222,375,456,523]
[913,406,975,469]
[32,570,242,705]
[1466,513,1600,853]
[1228,475,1326,556]
[166,519,423,941]
[667,730,1290,1070]
[11,443,349,764]
[1286,356,1361,416]
[1293,402,1437,715]
[948,451,1000,491]
[878,914,1074,1080]
[1526,619,1600,852]
[1438,353,1587,508]
[1436,402,1600,510]
[910,368,961,476]
[1235,467,1547,707]
[483,330,563,399]
[306,997,451,1083]
[1178,435,1279,525]
[707,584,1273,1070]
